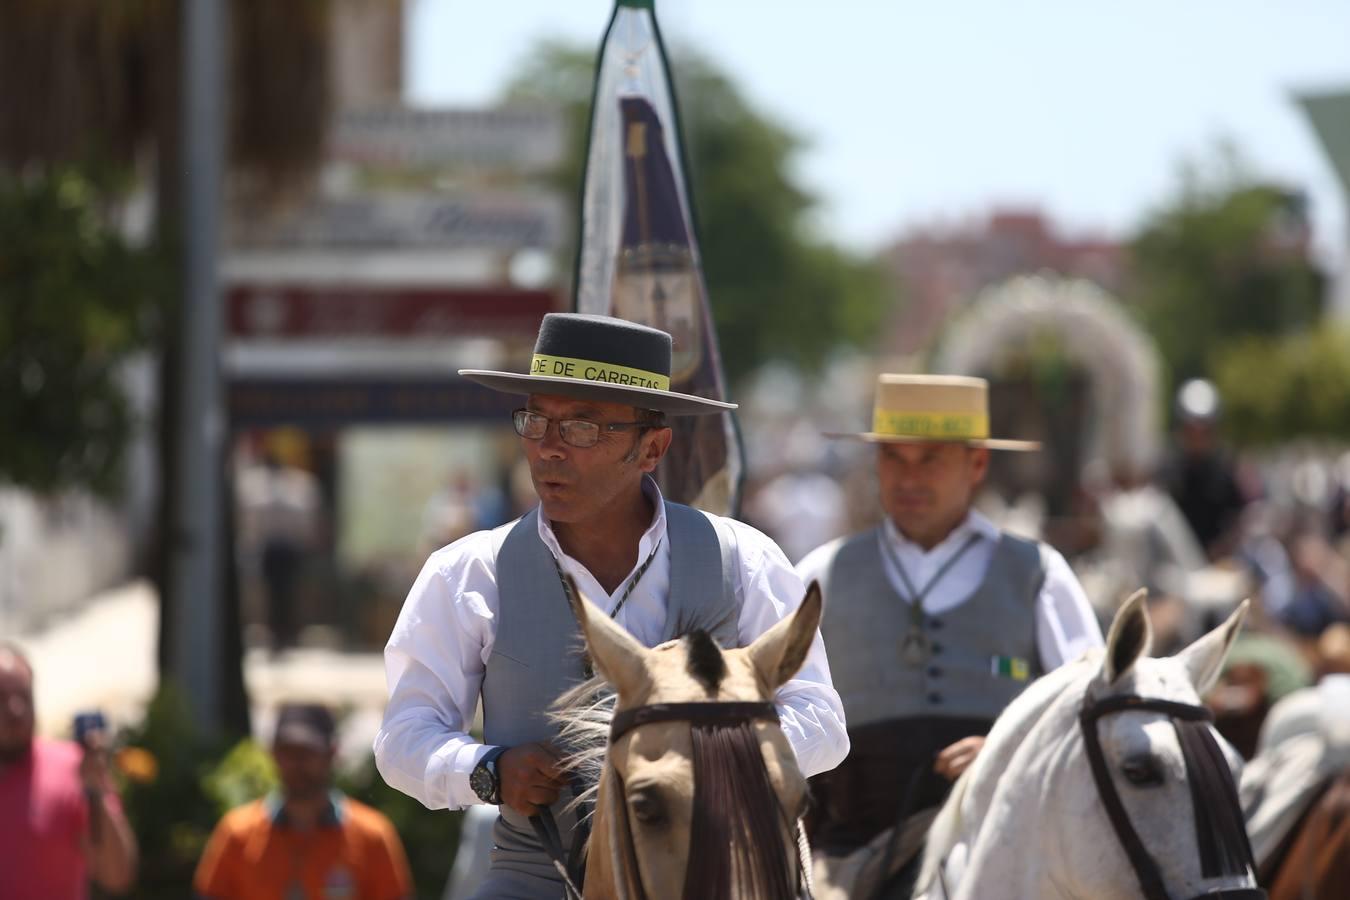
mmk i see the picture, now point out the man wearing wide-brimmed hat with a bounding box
[374,313,848,898]
[799,374,1103,878]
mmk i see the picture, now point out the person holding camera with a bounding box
[0,641,139,899]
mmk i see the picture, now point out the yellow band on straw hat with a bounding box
[825,373,1040,451]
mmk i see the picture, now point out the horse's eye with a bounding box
[1121,755,1164,787]
[629,789,667,826]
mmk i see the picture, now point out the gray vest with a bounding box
[821,528,1046,730]
[477,501,739,889]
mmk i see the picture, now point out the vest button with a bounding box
[927,666,943,678]
[928,618,944,630]
[928,692,943,704]
[930,642,944,654]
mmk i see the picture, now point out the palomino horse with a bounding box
[552,578,820,900]
[910,590,1264,900]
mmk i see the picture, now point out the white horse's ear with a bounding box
[748,581,823,693]
[567,575,649,695]
[1176,599,1249,696]
[1102,588,1153,685]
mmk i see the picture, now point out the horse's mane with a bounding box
[917,651,1102,892]
[550,674,617,818]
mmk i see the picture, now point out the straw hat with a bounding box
[825,374,1040,450]
[460,313,735,416]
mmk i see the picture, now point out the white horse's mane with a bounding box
[916,649,1106,893]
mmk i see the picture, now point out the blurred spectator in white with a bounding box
[1241,670,1350,874]
[237,435,323,653]
[742,421,846,563]
[1091,457,1204,583]
[419,472,477,558]
[1074,457,1208,650]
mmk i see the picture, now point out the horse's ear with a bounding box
[748,581,823,693]
[1102,588,1152,684]
[1176,598,1249,696]
[566,575,649,695]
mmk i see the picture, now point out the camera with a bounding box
[72,710,107,746]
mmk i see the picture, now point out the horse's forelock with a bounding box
[683,629,727,694]
[1174,718,1256,880]
[684,720,796,900]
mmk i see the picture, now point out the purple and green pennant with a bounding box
[573,0,744,516]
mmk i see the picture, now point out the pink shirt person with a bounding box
[0,737,116,899]
[0,643,137,898]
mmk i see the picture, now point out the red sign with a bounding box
[226,285,556,339]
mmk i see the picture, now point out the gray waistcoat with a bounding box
[476,501,739,891]
[820,528,1046,730]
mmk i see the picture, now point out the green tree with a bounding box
[0,169,161,496]
[504,41,887,382]
[0,0,341,740]
[1130,157,1325,390]
[1214,325,1350,446]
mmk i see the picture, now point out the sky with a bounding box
[406,0,1350,269]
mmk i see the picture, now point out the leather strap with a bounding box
[1079,694,1265,900]
[610,701,779,743]
[530,809,585,900]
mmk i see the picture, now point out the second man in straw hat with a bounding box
[799,374,1104,885]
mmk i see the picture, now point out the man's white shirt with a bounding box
[374,477,849,810]
[796,510,1104,671]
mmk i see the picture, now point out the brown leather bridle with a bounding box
[1079,693,1266,900]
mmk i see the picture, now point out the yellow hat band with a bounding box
[872,409,990,440]
[530,354,671,392]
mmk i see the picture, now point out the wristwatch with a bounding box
[470,746,507,805]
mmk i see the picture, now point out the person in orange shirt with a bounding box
[194,703,412,900]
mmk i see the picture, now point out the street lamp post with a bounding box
[171,0,226,734]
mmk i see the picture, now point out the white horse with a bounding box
[914,590,1264,900]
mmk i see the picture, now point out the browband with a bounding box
[609,701,779,743]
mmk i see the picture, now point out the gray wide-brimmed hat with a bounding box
[460,313,736,416]
[825,374,1040,451]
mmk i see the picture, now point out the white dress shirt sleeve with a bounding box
[1035,544,1105,670]
[373,529,502,810]
[717,517,850,778]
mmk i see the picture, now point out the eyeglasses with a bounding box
[512,408,653,449]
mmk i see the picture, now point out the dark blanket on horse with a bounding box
[808,715,992,853]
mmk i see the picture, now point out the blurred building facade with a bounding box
[878,209,1126,355]
[220,3,566,650]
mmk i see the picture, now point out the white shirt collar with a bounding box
[882,507,999,559]
[537,475,667,575]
